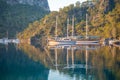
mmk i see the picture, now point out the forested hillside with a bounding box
[0,0,50,38]
[18,0,120,40]
[87,0,120,38]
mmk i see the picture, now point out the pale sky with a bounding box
[48,0,87,11]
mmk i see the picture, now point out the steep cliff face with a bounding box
[6,0,50,11]
[0,0,50,38]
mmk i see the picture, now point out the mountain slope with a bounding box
[18,0,120,41]
[0,0,50,38]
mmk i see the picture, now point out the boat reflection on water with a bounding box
[1,43,119,80]
[47,43,100,50]
[0,38,20,45]
[47,44,100,80]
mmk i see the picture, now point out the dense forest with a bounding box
[0,0,49,38]
[17,0,120,41]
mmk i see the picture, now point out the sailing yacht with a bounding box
[48,16,76,46]
[76,14,99,45]
[48,14,99,46]
[0,31,10,44]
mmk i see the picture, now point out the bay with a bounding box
[0,43,120,80]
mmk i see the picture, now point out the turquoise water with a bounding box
[0,44,120,80]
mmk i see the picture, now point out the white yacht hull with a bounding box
[76,41,99,45]
[48,40,75,46]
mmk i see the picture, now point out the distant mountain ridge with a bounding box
[6,0,50,11]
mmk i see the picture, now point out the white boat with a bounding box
[48,14,99,46]
[48,16,75,46]
[0,38,20,44]
[76,14,99,45]
[0,38,9,44]
[11,39,20,44]
[76,40,99,45]
[48,38,75,46]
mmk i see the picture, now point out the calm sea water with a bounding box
[0,43,120,80]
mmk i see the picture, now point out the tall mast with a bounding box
[6,30,8,39]
[67,18,69,38]
[72,15,74,37]
[67,48,69,67]
[85,46,88,74]
[55,16,58,38]
[86,14,88,39]
[72,47,74,69]
[55,48,58,70]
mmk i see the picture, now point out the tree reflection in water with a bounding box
[0,43,119,80]
[0,44,49,80]
[18,43,120,80]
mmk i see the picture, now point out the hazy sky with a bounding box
[48,0,87,11]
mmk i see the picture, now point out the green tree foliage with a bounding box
[88,0,120,38]
[75,1,80,7]
[18,0,120,40]
[0,0,49,38]
[18,2,89,39]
